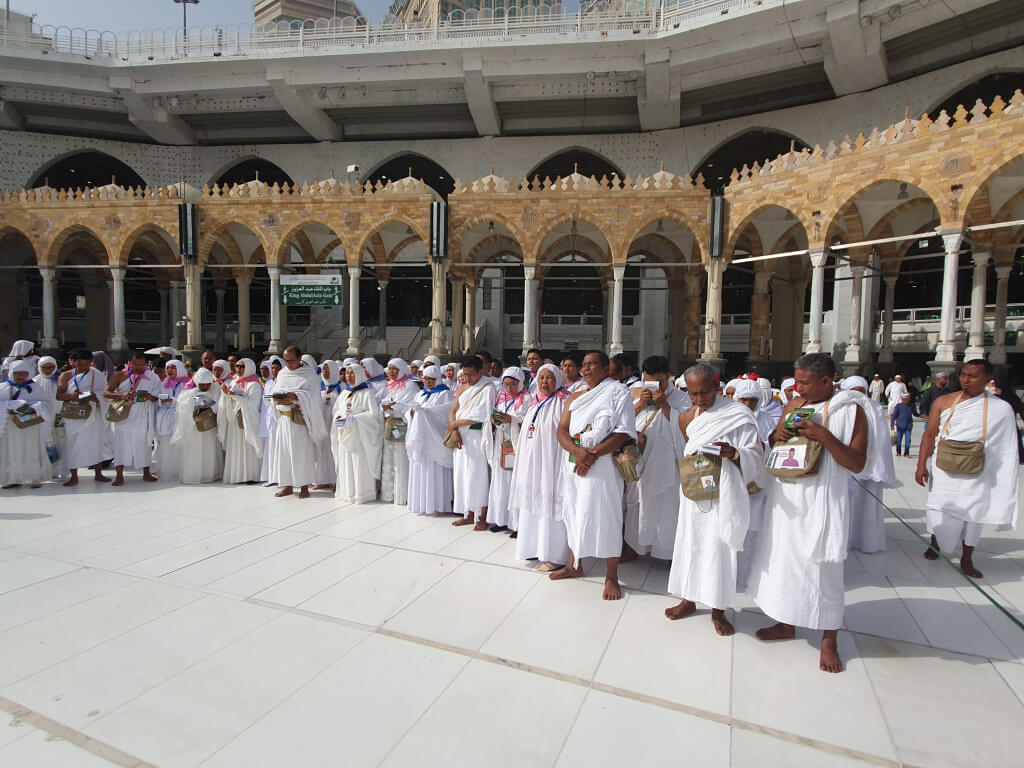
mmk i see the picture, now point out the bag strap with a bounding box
[458,383,487,415]
[940,392,987,441]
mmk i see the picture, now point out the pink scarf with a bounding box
[496,389,527,410]
[386,376,410,391]
[235,374,261,386]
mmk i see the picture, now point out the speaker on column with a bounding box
[178,203,199,264]
[709,196,727,259]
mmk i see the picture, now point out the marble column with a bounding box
[236,272,251,351]
[183,262,202,350]
[450,275,465,356]
[215,288,226,352]
[989,263,1013,365]
[842,263,865,369]
[877,275,897,363]
[464,280,476,353]
[38,267,58,351]
[667,280,686,366]
[429,260,447,355]
[158,288,169,345]
[748,269,772,361]
[609,265,625,357]
[170,280,183,350]
[347,265,361,356]
[931,231,964,375]
[522,265,538,358]
[684,272,702,359]
[267,267,281,354]
[700,257,724,363]
[378,278,389,340]
[963,247,991,360]
[806,247,827,354]
[109,266,128,351]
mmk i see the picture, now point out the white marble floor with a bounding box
[0,434,1022,768]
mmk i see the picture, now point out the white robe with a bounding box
[61,368,113,470]
[561,378,637,560]
[315,386,341,486]
[747,392,866,630]
[667,397,762,610]
[220,379,264,483]
[153,381,186,482]
[512,392,571,564]
[848,394,898,553]
[401,387,454,516]
[34,373,68,480]
[869,379,885,402]
[381,380,420,504]
[925,392,1019,553]
[452,379,497,519]
[484,392,532,529]
[111,371,159,470]
[170,389,224,484]
[259,377,278,483]
[0,380,52,485]
[331,386,383,504]
[270,364,328,489]
[624,385,688,560]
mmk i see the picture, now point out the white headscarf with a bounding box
[501,367,525,385]
[361,357,385,380]
[301,354,318,371]
[9,359,35,378]
[193,367,215,385]
[345,362,368,389]
[36,356,58,381]
[724,378,742,395]
[423,355,441,367]
[411,359,424,369]
[321,360,342,389]
[8,340,33,357]
[536,362,566,391]
[779,377,796,404]
[213,359,231,381]
[237,358,259,383]
[732,379,761,401]
[387,358,411,379]
[840,376,869,392]
[420,365,442,385]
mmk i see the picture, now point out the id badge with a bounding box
[527,424,536,439]
[568,433,581,462]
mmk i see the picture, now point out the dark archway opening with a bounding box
[366,154,454,199]
[929,72,1024,119]
[528,149,623,184]
[30,151,147,190]
[213,158,294,188]
[694,130,809,195]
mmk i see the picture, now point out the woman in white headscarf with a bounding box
[2,340,38,382]
[444,362,461,392]
[332,362,384,504]
[361,357,388,403]
[778,377,797,405]
[484,367,532,533]
[314,360,342,490]
[733,378,775,588]
[403,364,455,516]
[511,363,571,569]
[153,359,189,482]
[380,358,419,505]
[34,356,68,482]
[259,356,283,486]
[171,367,224,484]
[0,360,53,488]
[220,358,264,483]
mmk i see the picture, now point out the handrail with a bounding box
[1,1,754,63]
[397,325,426,361]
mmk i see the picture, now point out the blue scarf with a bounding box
[6,378,31,397]
[345,382,369,393]
[421,383,448,399]
[322,381,343,395]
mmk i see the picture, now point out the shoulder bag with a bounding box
[934,393,986,475]
[9,405,44,430]
[194,406,218,432]
[764,400,829,479]
[385,415,407,442]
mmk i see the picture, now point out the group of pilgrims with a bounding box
[1,338,1018,674]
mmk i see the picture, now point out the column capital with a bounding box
[753,271,772,294]
[38,266,56,282]
[883,274,898,286]
[378,278,390,288]
[612,265,625,281]
[994,263,1013,279]
[215,288,226,297]
[450,274,465,286]
[940,230,964,254]
[523,265,536,281]
[348,265,361,280]
[972,248,992,267]
[109,266,126,280]
[850,264,866,279]
[809,247,828,268]
[235,271,253,287]
[267,266,281,279]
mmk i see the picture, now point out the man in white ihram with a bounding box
[884,374,908,417]
[448,356,497,530]
[270,346,328,499]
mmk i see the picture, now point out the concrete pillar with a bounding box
[170,280,183,350]
[963,247,991,360]
[878,274,897,363]
[700,257,724,363]
[609,265,625,357]
[378,278,389,339]
[109,266,128,351]
[843,263,865,368]
[931,231,964,376]
[236,272,251,351]
[267,266,281,354]
[748,269,772,361]
[806,248,827,354]
[683,273,702,359]
[464,280,476,353]
[522,265,538,357]
[450,275,465,356]
[989,263,1012,365]
[429,260,447,355]
[667,280,686,367]
[38,267,58,351]
[346,265,361,355]
[183,262,202,350]
[158,288,169,344]
[215,288,226,352]
[279,304,288,348]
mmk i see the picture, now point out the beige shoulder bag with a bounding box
[764,400,829,479]
[934,393,986,475]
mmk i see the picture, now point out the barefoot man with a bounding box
[449,356,497,530]
[105,351,161,486]
[56,350,113,486]
[270,346,327,499]
[747,353,868,673]
[555,351,637,600]
[917,359,1019,578]
[665,363,762,636]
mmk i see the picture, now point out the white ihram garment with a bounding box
[561,378,637,559]
[401,386,454,516]
[484,391,531,529]
[170,388,224,484]
[270,364,328,489]
[153,380,186,482]
[381,378,419,504]
[847,394,898,553]
[220,379,264,483]
[34,373,67,480]
[512,391,571,564]
[925,392,1019,553]
[452,380,496,519]
[331,384,383,504]
[667,397,761,610]
[111,371,159,470]
[315,385,341,487]
[0,378,52,486]
[61,368,113,469]
[259,377,278,483]
[747,392,868,630]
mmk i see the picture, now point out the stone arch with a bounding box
[960,149,1024,232]
[526,147,624,184]
[208,156,295,189]
[388,235,422,263]
[28,149,148,190]
[450,212,528,263]
[0,225,36,263]
[693,128,810,193]
[116,224,178,266]
[538,235,612,281]
[272,219,343,265]
[364,152,454,199]
[353,216,429,266]
[532,214,613,264]
[622,212,705,263]
[724,204,811,264]
[197,220,272,267]
[45,224,109,267]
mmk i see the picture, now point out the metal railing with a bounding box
[1,1,755,63]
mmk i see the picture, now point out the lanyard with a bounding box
[72,369,92,392]
[529,388,563,429]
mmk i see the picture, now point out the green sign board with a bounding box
[280,274,343,307]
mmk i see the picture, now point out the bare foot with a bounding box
[452,516,475,527]
[111,476,125,487]
[819,634,843,673]
[63,477,79,487]
[535,562,562,572]
[756,622,796,641]
[665,599,697,620]
[472,520,489,532]
[602,577,622,600]
[298,486,310,499]
[620,543,638,563]
[94,474,111,483]
[312,484,331,491]
[549,564,584,581]
[924,534,940,560]
[143,471,158,483]
[711,609,735,636]
[275,486,294,498]
[29,483,41,489]
[960,559,983,579]
[1,484,19,489]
